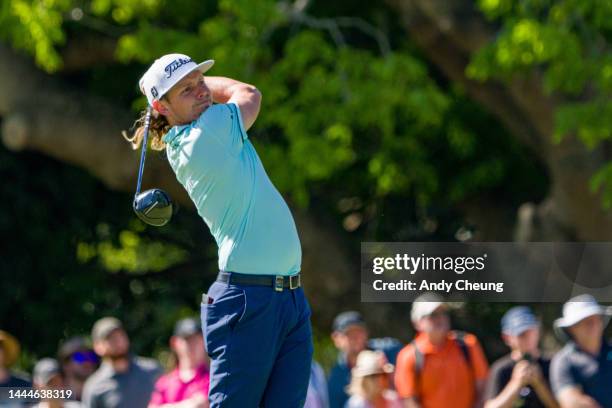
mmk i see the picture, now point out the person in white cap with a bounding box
[128,53,312,407]
[345,350,402,408]
[550,294,612,408]
[31,358,80,408]
[394,293,489,408]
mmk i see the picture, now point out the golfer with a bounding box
[128,53,313,407]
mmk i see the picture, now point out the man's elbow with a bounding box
[245,85,262,105]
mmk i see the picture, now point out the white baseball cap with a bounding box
[139,53,214,106]
[554,294,612,329]
[411,292,446,323]
[351,350,394,378]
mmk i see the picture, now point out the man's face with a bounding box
[568,314,604,345]
[171,333,206,365]
[504,326,540,355]
[63,349,98,379]
[416,307,450,336]
[94,329,130,359]
[332,325,368,355]
[157,70,212,125]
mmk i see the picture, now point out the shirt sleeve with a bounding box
[327,365,349,408]
[464,333,489,380]
[394,345,417,399]
[550,352,577,397]
[194,103,248,155]
[483,359,508,401]
[80,381,98,408]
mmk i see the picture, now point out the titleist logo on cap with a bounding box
[164,58,193,78]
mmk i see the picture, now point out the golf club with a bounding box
[132,106,174,226]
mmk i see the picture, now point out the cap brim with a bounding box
[157,60,215,102]
[503,322,539,336]
[195,59,214,75]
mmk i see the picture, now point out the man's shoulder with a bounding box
[84,366,112,387]
[452,330,481,346]
[489,354,514,374]
[2,372,32,387]
[195,103,233,128]
[551,343,575,362]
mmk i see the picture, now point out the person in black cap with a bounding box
[149,317,210,408]
[81,317,162,408]
[58,336,99,401]
[327,311,402,408]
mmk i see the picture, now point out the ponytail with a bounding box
[122,108,170,151]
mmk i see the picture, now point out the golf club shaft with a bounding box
[135,106,152,196]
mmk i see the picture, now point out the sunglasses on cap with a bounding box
[70,350,99,364]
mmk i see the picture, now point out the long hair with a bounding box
[122,107,170,151]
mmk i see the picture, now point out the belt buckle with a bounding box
[289,274,300,290]
[274,276,284,292]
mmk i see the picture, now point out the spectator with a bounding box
[345,350,402,408]
[550,294,612,408]
[58,337,99,401]
[149,317,209,408]
[328,312,402,408]
[0,330,31,388]
[394,293,489,408]
[484,306,558,408]
[305,360,329,408]
[0,330,31,407]
[31,358,80,408]
[81,317,162,408]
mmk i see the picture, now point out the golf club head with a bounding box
[133,188,174,226]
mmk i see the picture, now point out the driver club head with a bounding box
[133,188,174,226]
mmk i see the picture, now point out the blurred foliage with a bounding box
[472,0,612,205]
[1,0,608,371]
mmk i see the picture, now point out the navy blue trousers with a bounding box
[201,278,313,407]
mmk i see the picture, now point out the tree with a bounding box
[0,0,609,360]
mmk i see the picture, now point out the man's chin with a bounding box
[108,352,129,361]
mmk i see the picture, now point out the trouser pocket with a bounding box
[202,281,246,359]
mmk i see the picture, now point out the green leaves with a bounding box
[472,0,612,207]
[0,0,71,71]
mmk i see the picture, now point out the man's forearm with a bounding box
[205,76,256,103]
[484,379,522,408]
[531,380,559,408]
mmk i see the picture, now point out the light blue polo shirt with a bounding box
[162,103,301,276]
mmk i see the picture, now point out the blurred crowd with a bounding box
[1,293,611,408]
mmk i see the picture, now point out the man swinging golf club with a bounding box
[126,53,313,407]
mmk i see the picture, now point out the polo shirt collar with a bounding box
[99,356,135,376]
[162,126,185,148]
[569,337,610,359]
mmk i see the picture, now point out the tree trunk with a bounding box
[390,0,612,240]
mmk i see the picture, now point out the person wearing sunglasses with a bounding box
[58,336,100,401]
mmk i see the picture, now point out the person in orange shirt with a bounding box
[394,293,489,408]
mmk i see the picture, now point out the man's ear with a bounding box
[152,99,169,116]
[501,333,513,348]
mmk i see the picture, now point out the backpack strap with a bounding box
[411,340,425,399]
[454,330,477,398]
